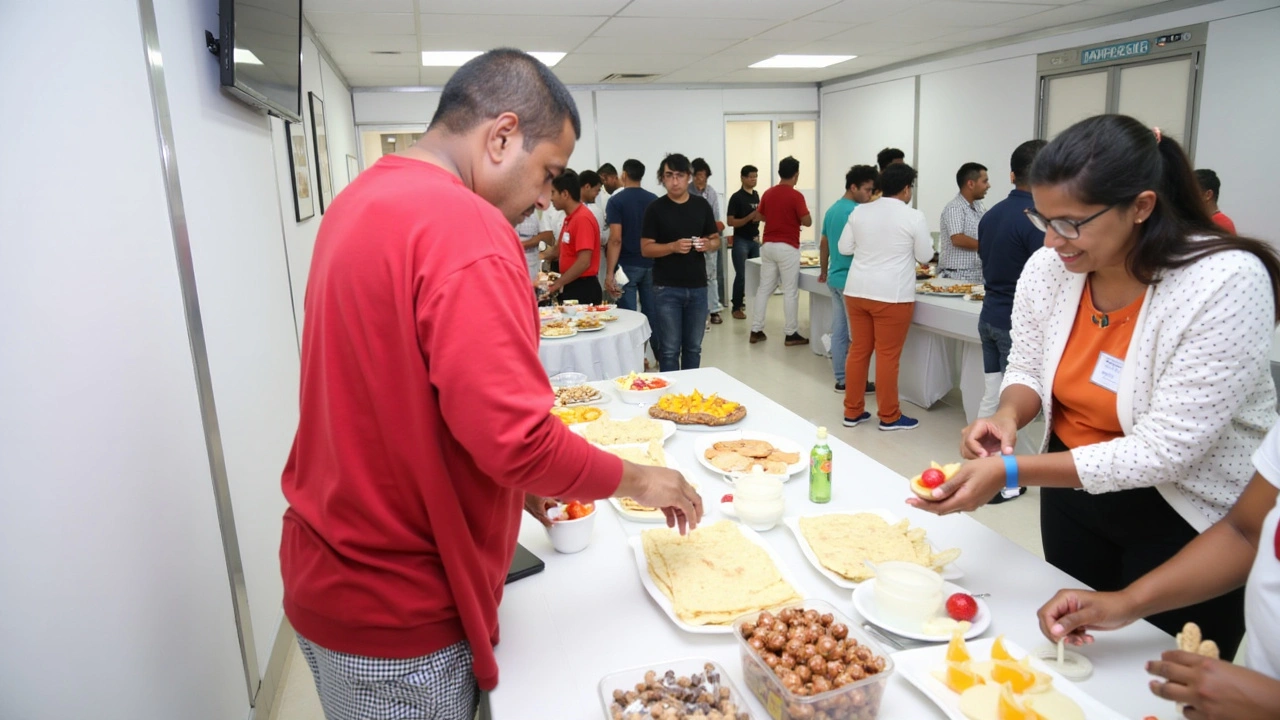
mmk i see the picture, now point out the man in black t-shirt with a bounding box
[725,165,761,319]
[641,153,720,371]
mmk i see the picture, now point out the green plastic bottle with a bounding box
[809,426,832,503]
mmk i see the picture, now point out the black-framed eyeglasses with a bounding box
[1024,205,1116,239]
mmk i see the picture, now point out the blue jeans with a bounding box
[829,284,849,383]
[653,285,708,371]
[978,321,1013,373]
[619,264,660,355]
[730,238,760,310]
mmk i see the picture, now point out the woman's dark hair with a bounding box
[878,163,917,198]
[1030,114,1280,320]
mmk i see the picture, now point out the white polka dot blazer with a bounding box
[1003,245,1278,531]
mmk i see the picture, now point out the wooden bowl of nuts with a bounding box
[598,658,751,720]
[733,600,894,720]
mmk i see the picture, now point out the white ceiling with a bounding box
[308,0,1183,87]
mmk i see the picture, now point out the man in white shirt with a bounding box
[938,162,989,282]
[839,163,934,431]
[516,213,541,281]
[536,204,565,272]
[690,158,726,324]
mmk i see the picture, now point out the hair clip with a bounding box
[1152,127,1163,144]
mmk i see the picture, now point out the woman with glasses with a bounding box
[910,114,1280,657]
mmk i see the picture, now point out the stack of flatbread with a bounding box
[583,416,665,446]
[798,513,961,582]
[704,439,800,475]
[604,441,666,467]
[642,521,800,625]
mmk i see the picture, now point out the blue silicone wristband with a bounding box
[1002,454,1019,490]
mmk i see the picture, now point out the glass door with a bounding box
[725,116,819,246]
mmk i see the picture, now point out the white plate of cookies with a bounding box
[693,431,807,481]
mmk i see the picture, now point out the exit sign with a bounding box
[1081,39,1151,65]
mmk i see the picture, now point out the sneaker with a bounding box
[710,313,723,324]
[879,415,920,431]
[732,308,746,320]
[865,382,876,395]
[834,381,846,393]
[749,331,767,344]
[784,333,809,346]
[843,412,872,427]
[988,486,1028,505]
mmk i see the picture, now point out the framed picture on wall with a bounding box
[285,119,315,222]
[346,154,359,184]
[308,92,334,214]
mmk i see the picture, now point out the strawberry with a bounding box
[921,468,946,489]
[946,593,978,622]
[720,494,734,504]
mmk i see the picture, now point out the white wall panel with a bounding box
[567,90,598,173]
[595,89,726,195]
[819,78,916,217]
[354,89,441,124]
[1195,5,1280,241]
[320,56,359,193]
[723,86,819,113]
[917,56,1037,234]
[0,1,248,718]
[154,0,302,678]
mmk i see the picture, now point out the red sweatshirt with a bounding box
[280,155,622,691]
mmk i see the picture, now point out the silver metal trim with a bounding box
[135,0,260,704]
[912,76,921,210]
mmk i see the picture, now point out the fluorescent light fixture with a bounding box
[422,51,565,67]
[234,48,263,65]
[749,54,855,69]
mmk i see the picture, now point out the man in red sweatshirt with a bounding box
[279,49,702,720]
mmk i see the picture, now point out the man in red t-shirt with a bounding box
[750,155,812,346]
[279,50,702,720]
[1195,168,1238,234]
[545,170,602,304]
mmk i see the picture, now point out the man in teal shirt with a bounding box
[819,165,879,391]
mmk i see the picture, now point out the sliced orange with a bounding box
[945,662,985,693]
[991,634,1014,661]
[996,683,1048,720]
[992,660,1037,694]
[946,630,971,663]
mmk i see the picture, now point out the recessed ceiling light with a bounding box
[749,54,856,69]
[422,51,565,67]
[234,48,263,65]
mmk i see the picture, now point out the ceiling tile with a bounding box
[571,35,742,54]
[319,34,419,54]
[330,51,420,68]
[802,0,931,25]
[307,12,416,35]
[708,39,817,58]
[884,1,1057,28]
[787,38,900,56]
[937,26,1029,44]
[618,0,845,21]
[591,16,780,41]
[418,14,606,36]
[306,0,414,12]
[753,20,858,42]
[418,0,631,14]
[554,53,704,73]
[822,21,959,45]
[419,67,461,86]
[416,35,577,52]
[653,67,735,83]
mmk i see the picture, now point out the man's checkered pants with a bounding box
[296,635,478,720]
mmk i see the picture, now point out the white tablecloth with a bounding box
[538,309,650,381]
[743,257,829,357]
[490,367,1172,720]
[901,295,985,423]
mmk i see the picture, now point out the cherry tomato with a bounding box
[921,468,946,489]
[721,494,734,504]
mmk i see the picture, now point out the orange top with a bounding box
[1051,281,1147,449]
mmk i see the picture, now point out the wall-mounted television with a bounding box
[218,0,303,122]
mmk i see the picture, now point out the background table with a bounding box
[490,367,1173,720]
[901,294,984,422]
[538,309,650,381]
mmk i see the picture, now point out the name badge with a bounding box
[1090,352,1124,393]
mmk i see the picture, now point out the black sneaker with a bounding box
[784,333,809,346]
[749,331,767,344]
[865,382,876,395]
[988,486,1028,505]
[843,412,872,427]
[834,381,846,393]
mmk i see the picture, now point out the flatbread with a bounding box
[642,521,800,625]
[798,513,961,582]
[583,416,664,445]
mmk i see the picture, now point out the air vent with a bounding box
[599,73,659,83]
[370,51,404,55]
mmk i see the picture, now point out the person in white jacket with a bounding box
[909,114,1280,657]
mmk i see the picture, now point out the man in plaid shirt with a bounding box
[938,162,989,283]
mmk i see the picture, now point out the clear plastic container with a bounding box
[598,657,753,720]
[733,599,894,720]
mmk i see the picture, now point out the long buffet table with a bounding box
[490,367,1173,719]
